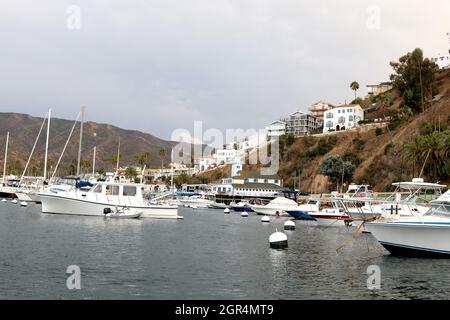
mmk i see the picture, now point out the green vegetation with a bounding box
[390,48,439,113]
[318,155,356,191]
[125,166,138,180]
[159,148,166,169]
[134,151,150,167]
[375,127,383,136]
[404,130,450,180]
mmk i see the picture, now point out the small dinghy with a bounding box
[103,207,142,219]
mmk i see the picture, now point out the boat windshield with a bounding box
[424,204,450,218]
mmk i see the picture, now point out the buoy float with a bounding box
[1,199,7,202]
[261,216,270,223]
[284,220,296,230]
[224,208,230,214]
[241,212,248,217]
[11,199,18,204]
[20,201,28,207]
[269,230,288,249]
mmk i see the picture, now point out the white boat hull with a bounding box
[40,193,181,219]
[309,209,351,227]
[365,221,450,256]
[16,192,33,202]
[251,205,292,216]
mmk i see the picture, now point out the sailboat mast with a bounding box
[92,146,96,177]
[43,108,51,180]
[3,132,9,183]
[116,136,120,173]
[170,148,174,191]
[76,106,85,176]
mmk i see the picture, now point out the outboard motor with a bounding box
[103,208,112,215]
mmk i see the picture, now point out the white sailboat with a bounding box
[15,108,52,202]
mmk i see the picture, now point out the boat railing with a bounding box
[336,197,432,221]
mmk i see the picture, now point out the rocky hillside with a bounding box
[279,68,450,192]
[0,112,176,175]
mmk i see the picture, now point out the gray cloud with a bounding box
[0,0,449,142]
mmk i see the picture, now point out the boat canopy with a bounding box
[269,197,298,206]
[392,178,446,190]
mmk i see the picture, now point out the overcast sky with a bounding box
[1,0,449,143]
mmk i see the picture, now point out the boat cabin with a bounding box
[89,182,144,198]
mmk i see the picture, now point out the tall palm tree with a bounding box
[134,151,150,167]
[404,131,450,179]
[404,135,425,177]
[350,81,360,100]
[159,148,166,169]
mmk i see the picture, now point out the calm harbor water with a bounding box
[0,202,449,300]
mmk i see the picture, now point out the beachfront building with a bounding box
[216,148,239,165]
[308,101,334,126]
[237,131,268,153]
[144,164,197,180]
[366,82,393,96]
[323,104,364,133]
[265,120,286,139]
[283,111,319,136]
[194,156,217,172]
[431,54,450,69]
[209,171,283,198]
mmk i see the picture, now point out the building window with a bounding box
[338,116,345,124]
[349,115,353,122]
[326,121,333,128]
[326,113,333,118]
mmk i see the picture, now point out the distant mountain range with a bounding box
[0,112,179,175]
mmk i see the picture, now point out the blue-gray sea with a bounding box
[1,202,449,299]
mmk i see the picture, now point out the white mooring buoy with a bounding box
[284,220,295,230]
[224,208,230,214]
[261,216,270,223]
[11,199,18,204]
[241,212,249,217]
[20,201,28,207]
[1,199,7,203]
[269,230,288,249]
